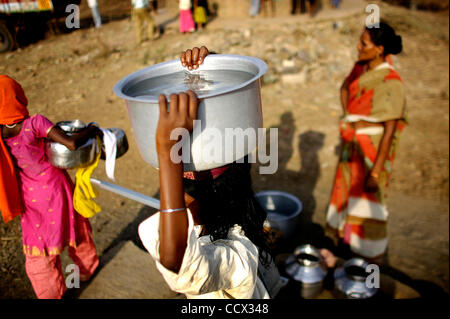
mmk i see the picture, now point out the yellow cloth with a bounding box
[194,6,207,24]
[73,137,102,218]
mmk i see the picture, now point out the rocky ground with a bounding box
[0,0,448,298]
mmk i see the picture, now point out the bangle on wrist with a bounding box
[160,207,186,213]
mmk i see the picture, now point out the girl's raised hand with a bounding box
[156,90,199,154]
[180,46,209,70]
[156,91,198,273]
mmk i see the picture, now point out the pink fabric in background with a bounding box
[4,114,85,256]
[179,9,195,33]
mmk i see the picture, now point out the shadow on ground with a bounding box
[66,110,448,300]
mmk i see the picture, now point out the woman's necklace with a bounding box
[5,123,17,129]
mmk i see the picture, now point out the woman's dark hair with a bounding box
[366,22,402,55]
[183,158,272,267]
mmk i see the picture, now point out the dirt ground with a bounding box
[0,0,448,299]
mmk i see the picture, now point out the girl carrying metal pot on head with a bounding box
[138,46,285,299]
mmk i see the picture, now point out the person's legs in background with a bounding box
[133,8,145,44]
[291,0,297,14]
[261,0,275,17]
[144,10,155,40]
[300,0,307,13]
[331,0,341,8]
[307,0,316,16]
[90,4,102,28]
[250,0,260,17]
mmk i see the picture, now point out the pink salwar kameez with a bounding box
[4,114,98,299]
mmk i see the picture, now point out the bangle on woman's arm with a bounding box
[370,171,379,179]
[160,207,186,213]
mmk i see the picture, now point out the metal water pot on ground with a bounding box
[284,244,328,298]
[334,258,378,299]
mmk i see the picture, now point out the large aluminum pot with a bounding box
[285,245,328,298]
[334,258,378,299]
[45,120,98,169]
[113,54,267,171]
[256,190,303,240]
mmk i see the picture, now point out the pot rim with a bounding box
[113,54,268,103]
[343,258,370,282]
[293,244,323,267]
[56,120,86,133]
[255,190,303,220]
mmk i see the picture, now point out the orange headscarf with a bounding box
[0,75,29,223]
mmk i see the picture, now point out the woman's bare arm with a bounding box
[47,124,102,151]
[365,119,397,192]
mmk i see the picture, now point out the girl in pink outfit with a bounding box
[179,0,195,33]
[0,75,102,299]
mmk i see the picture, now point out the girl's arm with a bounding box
[47,124,102,151]
[157,91,199,273]
[365,119,398,192]
[157,46,208,272]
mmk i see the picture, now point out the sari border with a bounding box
[23,240,77,257]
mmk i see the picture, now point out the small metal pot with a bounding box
[45,120,98,169]
[100,128,129,160]
[334,258,378,299]
[284,245,328,299]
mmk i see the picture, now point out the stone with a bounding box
[281,71,308,85]
[263,72,279,85]
[279,59,300,74]
[79,241,183,299]
[297,50,313,64]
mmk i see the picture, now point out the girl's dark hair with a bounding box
[366,22,402,55]
[183,158,272,267]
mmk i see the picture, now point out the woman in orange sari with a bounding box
[326,22,406,262]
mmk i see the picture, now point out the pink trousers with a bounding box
[24,219,99,299]
[179,9,195,33]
